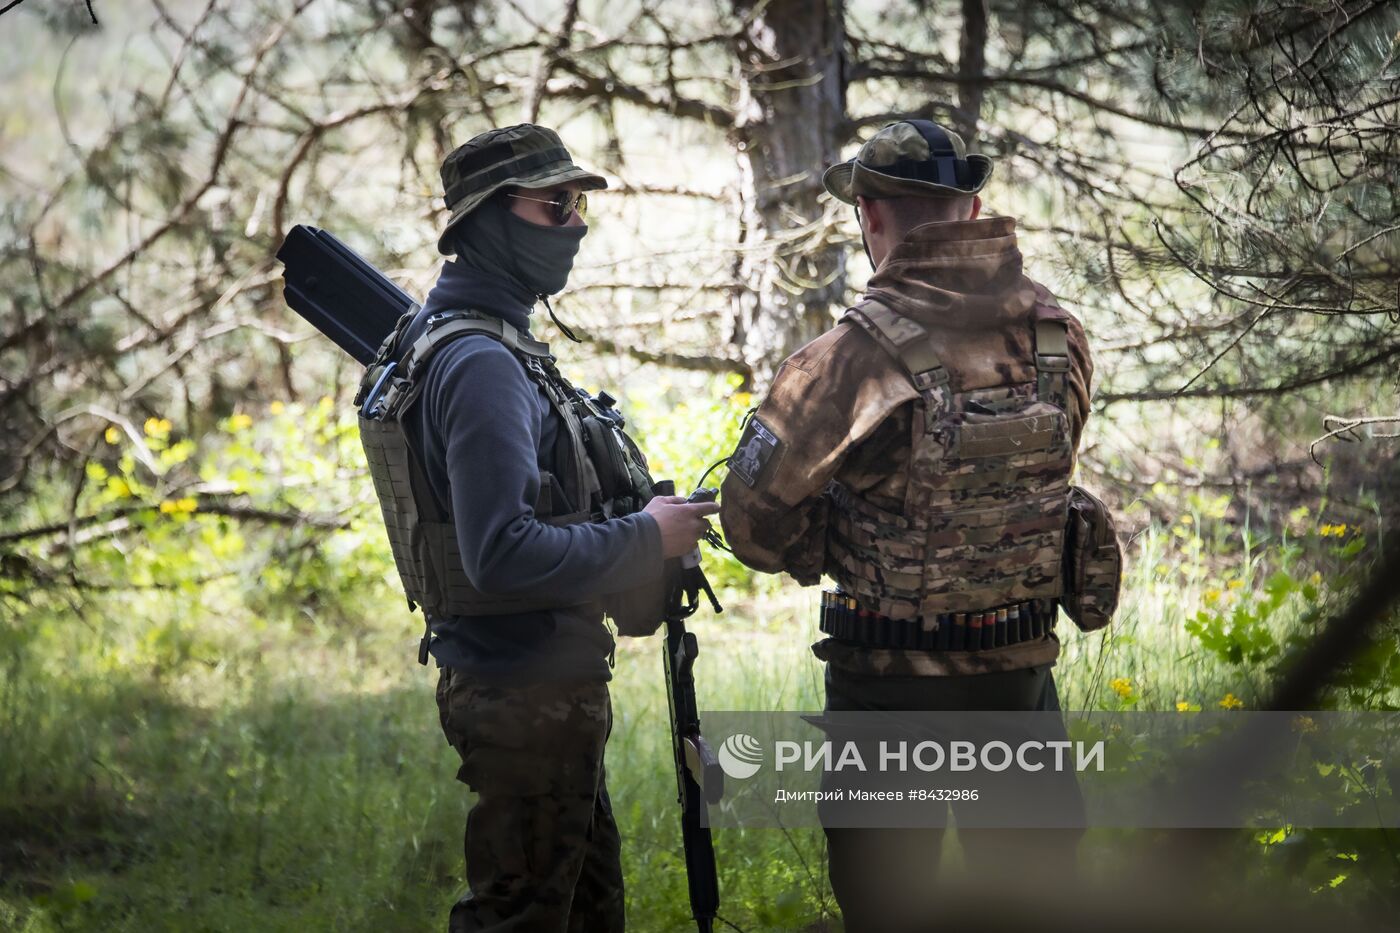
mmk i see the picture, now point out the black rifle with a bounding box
[275,225,418,365]
[653,481,726,933]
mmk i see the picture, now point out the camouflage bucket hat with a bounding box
[822,119,993,204]
[437,123,607,255]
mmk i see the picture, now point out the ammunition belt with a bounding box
[819,591,1057,652]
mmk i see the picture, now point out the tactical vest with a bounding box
[826,293,1075,623]
[354,308,656,633]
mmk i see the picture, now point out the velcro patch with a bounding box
[730,417,781,488]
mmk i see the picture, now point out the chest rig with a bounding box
[826,293,1075,628]
[355,308,656,641]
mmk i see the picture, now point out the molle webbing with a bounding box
[359,405,589,621]
[826,480,1068,617]
[378,310,594,514]
[829,297,1074,622]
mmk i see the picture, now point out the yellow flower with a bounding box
[1180,514,1194,525]
[1227,579,1245,590]
[158,497,198,515]
[228,413,253,432]
[104,426,121,445]
[1110,677,1133,698]
[1292,715,1318,734]
[1219,693,1244,710]
[144,417,172,438]
[1176,701,1191,712]
[1204,588,1222,605]
[732,392,752,408]
[269,401,286,415]
[1309,571,1322,586]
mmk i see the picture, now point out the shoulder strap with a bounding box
[401,311,552,381]
[378,308,599,518]
[367,310,554,420]
[523,354,597,520]
[842,298,950,431]
[417,312,599,516]
[1029,286,1071,411]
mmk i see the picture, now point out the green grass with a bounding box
[0,585,832,932]
[1,515,1395,931]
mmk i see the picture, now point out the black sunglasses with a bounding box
[506,189,588,224]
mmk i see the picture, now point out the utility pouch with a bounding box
[1062,485,1123,632]
[581,415,631,502]
[602,557,681,637]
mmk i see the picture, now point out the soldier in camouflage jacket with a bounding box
[719,120,1093,931]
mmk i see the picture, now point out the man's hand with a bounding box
[644,495,721,559]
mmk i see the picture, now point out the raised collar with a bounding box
[863,215,1032,330]
[422,259,535,334]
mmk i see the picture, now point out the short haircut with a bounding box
[875,194,975,234]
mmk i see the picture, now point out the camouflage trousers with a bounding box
[820,663,1085,933]
[436,667,624,933]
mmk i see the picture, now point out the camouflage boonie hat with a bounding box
[437,123,607,254]
[822,119,993,204]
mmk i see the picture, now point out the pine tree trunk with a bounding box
[730,0,847,388]
[957,0,989,145]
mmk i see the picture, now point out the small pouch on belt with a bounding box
[1062,485,1123,632]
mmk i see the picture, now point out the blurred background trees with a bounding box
[3,0,1396,580]
[2,1,1399,927]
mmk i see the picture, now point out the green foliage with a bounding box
[4,370,1398,930]
[1184,576,1289,668]
[621,371,777,594]
[6,462,1399,928]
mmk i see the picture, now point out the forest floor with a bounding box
[1,522,1395,931]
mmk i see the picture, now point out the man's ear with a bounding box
[856,195,884,234]
[969,195,982,221]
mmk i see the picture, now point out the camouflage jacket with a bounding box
[719,216,1095,676]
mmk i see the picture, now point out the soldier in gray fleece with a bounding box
[403,200,660,683]
[409,124,716,933]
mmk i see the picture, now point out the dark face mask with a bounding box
[501,208,587,297]
[451,197,587,299]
